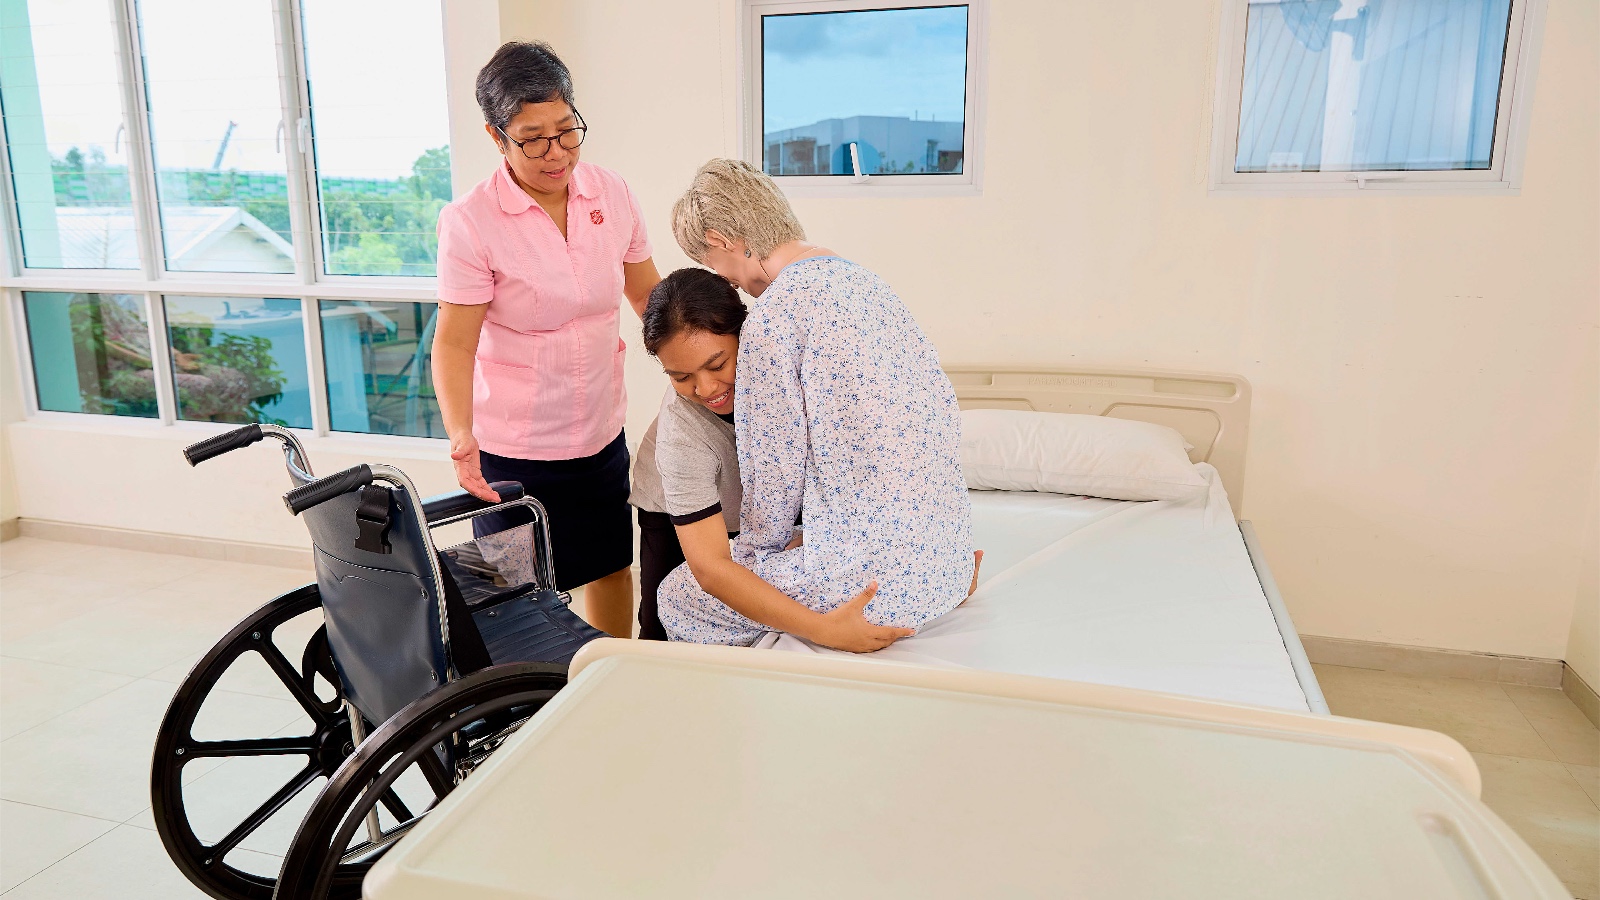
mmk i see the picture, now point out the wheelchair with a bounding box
[150,423,608,899]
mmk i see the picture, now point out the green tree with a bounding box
[409,146,452,201]
[330,232,406,275]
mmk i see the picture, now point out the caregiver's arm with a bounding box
[622,258,660,320]
[675,517,913,653]
[432,301,499,502]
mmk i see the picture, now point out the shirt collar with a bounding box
[494,160,533,215]
[495,159,595,213]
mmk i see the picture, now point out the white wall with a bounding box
[1569,452,1599,689]
[496,0,1600,660]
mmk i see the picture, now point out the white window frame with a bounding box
[739,0,988,198]
[1207,0,1548,195]
[0,0,451,446]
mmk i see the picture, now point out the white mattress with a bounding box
[758,465,1311,712]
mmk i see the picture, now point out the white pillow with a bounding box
[959,408,1207,502]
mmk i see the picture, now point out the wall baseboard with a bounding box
[1563,665,1599,729]
[1302,635,1565,689]
[0,518,18,542]
[16,518,311,570]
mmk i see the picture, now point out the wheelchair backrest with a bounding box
[289,469,451,726]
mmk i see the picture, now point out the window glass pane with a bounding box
[165,295,311,427]
[21,291,157,416]
[762,6,968,176]
[1235,0,1513,173]
[136,0,294,274]
[0,0,139,268]
[320,300,443,438]
[300,0,452,276]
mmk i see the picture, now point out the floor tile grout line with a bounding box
[0,797,130,828]
[1499,684,1577,768]
[0,811,140,897]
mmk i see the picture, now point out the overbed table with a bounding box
[364,640,1565,899]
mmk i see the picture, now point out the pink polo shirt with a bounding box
[436,161,652,460]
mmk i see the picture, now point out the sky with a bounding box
[11,0,450,181]
[762,5,968,134]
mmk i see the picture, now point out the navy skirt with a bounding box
[474,431,633,592]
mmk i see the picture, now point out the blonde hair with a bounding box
[671,158,805,263]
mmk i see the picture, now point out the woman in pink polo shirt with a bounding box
[431,42,659,637]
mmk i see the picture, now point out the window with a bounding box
[22,291,157,416]
[320,300,443,438]
[165,295,312,428]
[137,0,293,274]
[2,0,453,442]
[743,1,987,194]
[300,0,452,277]
[1210,0,1544,192]
[1,0,140,268]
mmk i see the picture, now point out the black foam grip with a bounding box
[284,464,374,515]
[183,424,264,466]
[420,481,525,523]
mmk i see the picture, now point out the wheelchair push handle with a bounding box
[183,424,264,466]
[284,464,374,515]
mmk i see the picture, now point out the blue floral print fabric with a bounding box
[657,257,974,645]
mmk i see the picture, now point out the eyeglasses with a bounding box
[498,112,588,160]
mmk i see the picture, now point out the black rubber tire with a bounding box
[272,663,568,900]
[150,585,370,900]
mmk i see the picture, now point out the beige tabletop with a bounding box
[364,641,1566,900]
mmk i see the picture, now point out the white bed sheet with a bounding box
[758,465,1311,712]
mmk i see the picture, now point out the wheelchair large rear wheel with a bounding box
[150,585,450,900]
[273,662,568,900]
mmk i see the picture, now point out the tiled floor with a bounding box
[2,536,1597,897]
[1316,663,1600,899]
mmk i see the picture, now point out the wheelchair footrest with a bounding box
[472,588,606,668]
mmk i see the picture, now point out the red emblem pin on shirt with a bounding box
[590,209,604,225]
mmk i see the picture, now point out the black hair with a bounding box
[475,42,576,134]
[642,268,747,356]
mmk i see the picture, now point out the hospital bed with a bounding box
[361,641,1569,899]
[758,367,1324,714]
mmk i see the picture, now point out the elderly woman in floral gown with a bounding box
[653,159,974,651]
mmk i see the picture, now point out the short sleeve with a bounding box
[435,203,495,305]
[621,180,653,264]
[656,406,724,522]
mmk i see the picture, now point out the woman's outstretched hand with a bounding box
[449,434,501,503]
[809,581,915,653]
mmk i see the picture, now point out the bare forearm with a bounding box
[432,341,478,441]
[690,557,825,640]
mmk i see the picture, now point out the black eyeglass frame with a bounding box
[497,111,588,160]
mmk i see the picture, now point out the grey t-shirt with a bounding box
[629,389,741,533]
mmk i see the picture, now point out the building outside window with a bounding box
[745,1,986,193]
[1211,0,1544,192]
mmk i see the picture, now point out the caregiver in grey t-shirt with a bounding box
[629,268,749,639]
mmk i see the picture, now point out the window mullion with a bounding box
[302,297,330,435]
[271,0,320,286]
[108,0,163,281]
[143,289,177,424]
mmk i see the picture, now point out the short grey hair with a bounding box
[475,42,575,133]
[671,159,805,263]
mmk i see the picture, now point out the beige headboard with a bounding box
[944,367,1252,514]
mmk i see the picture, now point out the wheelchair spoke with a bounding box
[377,787,414,822]
[207,763,322,861]
[257,638,337,725]
[183,737,318,759]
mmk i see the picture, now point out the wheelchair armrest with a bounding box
[422,481,525,524]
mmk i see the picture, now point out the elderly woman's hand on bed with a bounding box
[808,581,916,653]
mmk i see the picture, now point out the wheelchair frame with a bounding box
[151,423,599,900]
